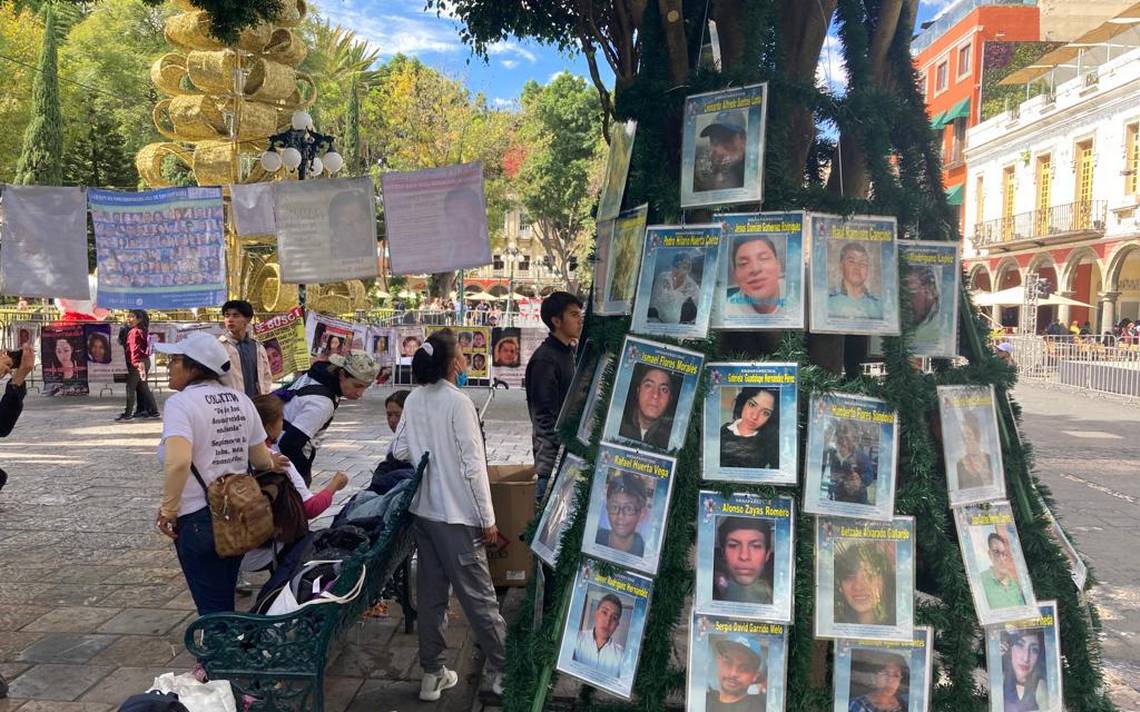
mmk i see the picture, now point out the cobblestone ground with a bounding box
[0,385,531,711]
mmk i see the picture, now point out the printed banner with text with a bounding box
[253,307,310,379]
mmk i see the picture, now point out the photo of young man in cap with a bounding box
[705,635,767,711]
[694,109,748,193]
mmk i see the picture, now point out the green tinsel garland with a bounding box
[503,0,1117,710]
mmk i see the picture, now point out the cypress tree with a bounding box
[14,4,63,186]
[343,74,362,176]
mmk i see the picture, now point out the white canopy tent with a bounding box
[971,286,1093,308]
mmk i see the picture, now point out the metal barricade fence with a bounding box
[1007,334,1140,399]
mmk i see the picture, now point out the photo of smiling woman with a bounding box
[834,540,897,627]
[985,601,1062,712]
[720,387,780,470]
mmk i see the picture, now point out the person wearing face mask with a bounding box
[391,329,506,701]
[278,350,379,486]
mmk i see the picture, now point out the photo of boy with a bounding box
[594,471,651,558]
[713,516,774,605]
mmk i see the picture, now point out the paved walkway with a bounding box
[0,385,531,711]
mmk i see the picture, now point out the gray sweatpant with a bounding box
[412,516,507,675]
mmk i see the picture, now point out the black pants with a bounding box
[125,365,157,415]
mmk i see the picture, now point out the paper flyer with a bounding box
[955,501,1038,625]
[681,83,768,209]
[937,385,1006,507]
[556,559,653,700]
[808,213,900,336]
[631,225,722,339]
[576,353,614,446]
[596,120,637,221]
[703,362,798,485]
[580,443,676,576]
[711,212,806,330]
[253,307,310,380]
[305,312,366,361]
[602,336,704,453]
[1040,506,1087,591]
[803,393,899,521]
[832,627,933,712]
[275,176,380,284]
[899,240,959,357]
[531,453,589,568]
[687,611,787,712]
[599,205,649,316]
[815,516,916,642]
[695,491,795,622]
[556,341,600,435]
[41,323,89,396]
[984,601,1063,712]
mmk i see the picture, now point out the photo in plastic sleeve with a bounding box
[954,502,1038,625]
[703,363,798,485]
[531,454,589,568]
[395,326,425,360]
[631,225,722,339]
[711,212,805,330]
[491,326,522,369]
[937,385,1006,507]
[695,491,795,622]
[832,626,933,712]
[580,443,676,575]
[597,120,637,221]
[899,240,959,358]
[680,83,768,209]
[984,601,1063,712]
[556,559,653,700]
[41,323,89,396]
[602,336,705,453]
[808,213,900,335]
[601,205,649,316]
[1041,506,1087,591]
[556,340,598,435]
[687,611,788,712]
[803,393,899,521]
[815,516,915,642]
[83,323,115,384]
[593,219,616,314]
[576,353,615,447]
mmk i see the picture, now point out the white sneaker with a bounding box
[419,666,459,701]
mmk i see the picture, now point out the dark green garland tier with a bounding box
[502,0,1116,710]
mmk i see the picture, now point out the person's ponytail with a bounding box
[411,330,457,385]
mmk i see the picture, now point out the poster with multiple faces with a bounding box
[703,362,798,485]
[803,394,899,521]
[580,443,676,576]
[695,492,794,623]
[814,516,915,642]
[686,612,788,712]
[832,627,933,712]
[426,325,491,378]
[984,602,1064,712]
[809,213,900,336]
[631,225,722,339]
[602,336,705,453]
[556,559,653,700]
[597,205,649,316]
[954,502,1038,625]
[711,212,805,330]
[899,240,959,358]
[681,83,768,209]
[531,454,588,568]
[937,385,1006,507]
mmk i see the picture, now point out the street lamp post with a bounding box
[505,241,520,328]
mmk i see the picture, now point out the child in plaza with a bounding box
[116,309,159,421]
[391,329,507,701]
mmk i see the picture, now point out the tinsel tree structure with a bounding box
[433,1,1119,711]
[13,4,63,186]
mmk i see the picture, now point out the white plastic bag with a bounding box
[265,561,367,616]
[149,672,237,712]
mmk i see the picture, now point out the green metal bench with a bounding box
[184,454,426,711]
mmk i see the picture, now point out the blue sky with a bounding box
[317,0,956,104]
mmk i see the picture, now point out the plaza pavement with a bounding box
[0,381,1137,710]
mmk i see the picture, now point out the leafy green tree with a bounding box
[64,98,138,189]
[301,17,383,136]
[515,74,603,290]
[14,5,63,185]
[342,74,362,176]
[0,5,45,182]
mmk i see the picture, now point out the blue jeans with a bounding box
[175,507,241,615]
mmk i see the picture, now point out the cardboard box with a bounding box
[487,464,537,587]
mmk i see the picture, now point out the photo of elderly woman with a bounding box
[847,650,910,712]
[833,540,897,627]
[719,387,780,470]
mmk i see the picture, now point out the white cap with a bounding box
[155,331,232,377]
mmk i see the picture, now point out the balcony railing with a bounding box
[972,200,1107,250]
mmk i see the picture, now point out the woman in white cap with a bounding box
[391,329,506,701]
[153,332,284,614]
[278,350,379,486]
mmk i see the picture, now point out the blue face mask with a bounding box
[456,370,469,388]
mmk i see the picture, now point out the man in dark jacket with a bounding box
[525,291,584,500]
[0,343,34,488]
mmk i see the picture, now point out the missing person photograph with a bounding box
[84,324,113,365]
[899,240,959,358]
[556,340,598,434]
[984,602,1063,712]
[1040,506,1087,591]
[556,559,653,700]
[711,212,806,330]
[600,204,649,315]
[832,627,933,712]
[955,501,1038,625]
[491,326,522,368]
[686,612,788,712]
[631,225,722,339]
[803,394,899,521]
[681,83,768,209]
[575,353,614,446]
[580,443,676,575]
[815,516,915,642]
[695,491,794,622]
[703,363,798,485]
[597,120,637,221]
[937,385,1006,507]
[593,219,615,314]
[809,213,900,336]
[396,327,425,359]
[531,454,589,567]
[602,336,704,453]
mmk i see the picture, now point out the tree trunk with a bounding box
[657,0,689,86]
[777,0,837,183]
[710,0,746,70]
